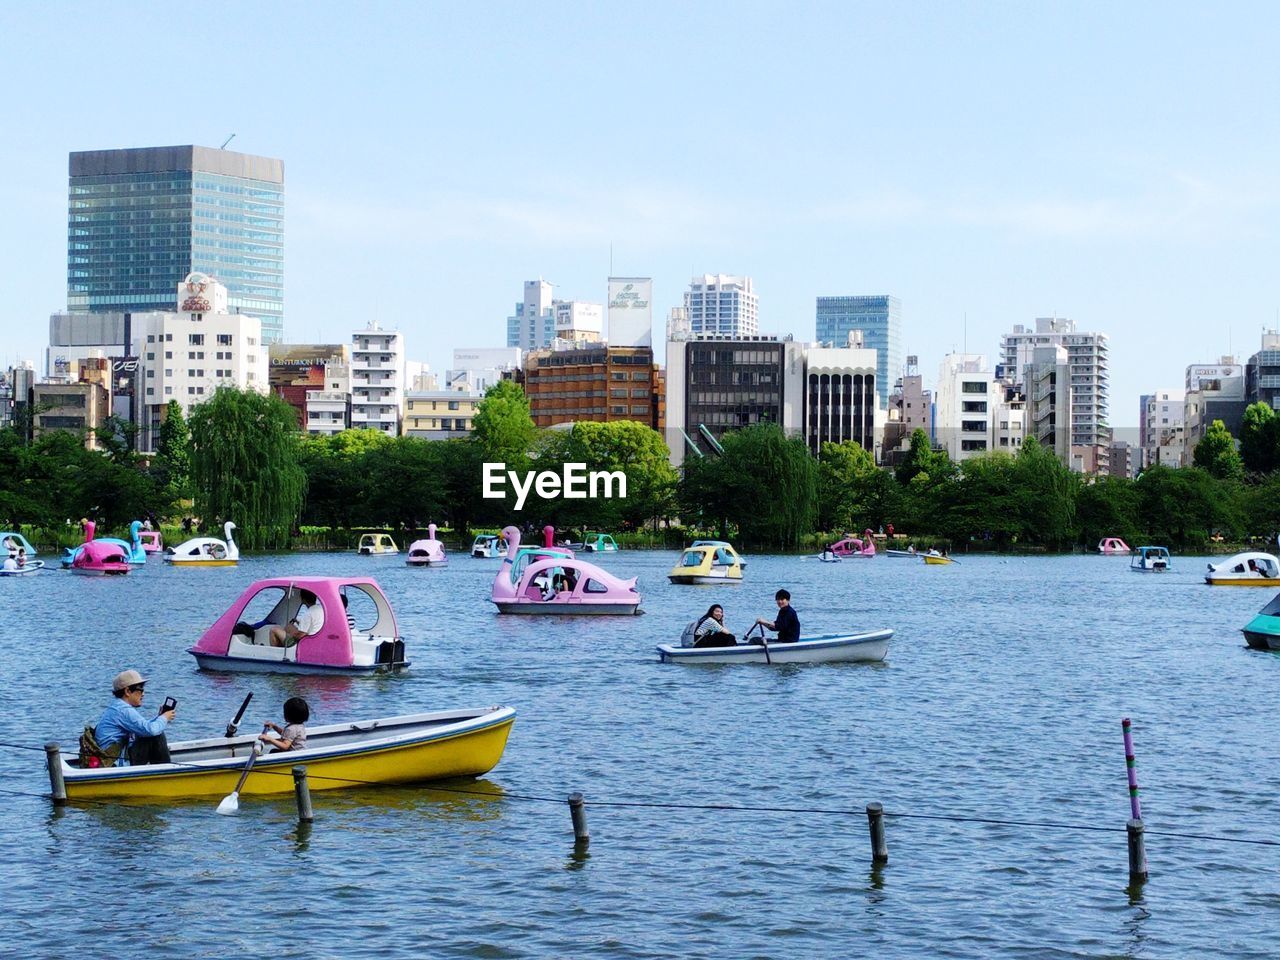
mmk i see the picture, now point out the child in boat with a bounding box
[259,697,309,752]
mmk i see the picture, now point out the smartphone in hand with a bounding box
[160,696,177,715]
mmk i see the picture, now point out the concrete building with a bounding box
[350,322,406,436]
[814,295,902,408]
[1000,317,1110,468]
[607,277,653,347]
[1246,331,1280,411]
[803,342,880,457]
[403,389,482,440]
[935,354,995,461]
[1183,358,1247,463]
[304,359,351,436]
[131,274,267,450]
[1108,440,1140,479]
[554,300,604,344]
[32,357,113,449]
[992,382,1027,455]
[447,347,523,394]
[684,275,758,338]
[268,344,351,428]
[505,280,605,350]
[4,364,35,439]
[1027,345,1072,463]
[1142,389,1185,468]
[524,344,661,430]
[69,145,284,342]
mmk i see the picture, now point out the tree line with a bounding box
[3,383,1279,551]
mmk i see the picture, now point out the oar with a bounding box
[747,622,772,665]
[216,724,268,816]
[224,692,253,738]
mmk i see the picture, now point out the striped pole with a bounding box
[1122,717,1142,821]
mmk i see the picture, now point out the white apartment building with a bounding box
[133,273,267,451]
[554,300,603,343]
[934,353,994,461]
[803,343,882,457]
[684,274,758,338]
[1142,389,1185,468]
[305,360,351,436]
[992,385,1027,454]
[350,321,406,435]
[1000,317,1110,459]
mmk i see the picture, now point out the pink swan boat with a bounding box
[1098,537,1131,555]
[188,576,408,674]
[491,525,640,615]
[406,523,449,567]
[829,529,877,558]
[71,538,131,576]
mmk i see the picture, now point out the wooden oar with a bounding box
[216,725,268,816]
[224,693,253,738]
[746,622,772,665]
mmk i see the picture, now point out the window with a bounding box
[962,382,987,394]
[164,368,172,377]
[146,387,154,396]
[165,334,172,341]
[188,369,195,377]
[217,334,233,345]
[189,334,204,345]
[188,387,196,395]
[146,352,155,361]
[146,370,154,378]
[147,334,155,343]
[164,387,172,395]
[165,351,172,359]
[248,337,257,346]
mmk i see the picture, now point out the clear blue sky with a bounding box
[2,1,1277,431]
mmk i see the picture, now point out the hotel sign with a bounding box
[607,277,653,348]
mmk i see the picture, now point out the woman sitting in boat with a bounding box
[693,604,737,647]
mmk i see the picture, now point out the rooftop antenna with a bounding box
[220,133,236,150]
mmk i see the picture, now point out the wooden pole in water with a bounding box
[292,766,314,823]
[1127,818,1149,882]
[1121,718,1142,821]
[866,802,888,864]
[44,743,66,805]
[568,792,590,844]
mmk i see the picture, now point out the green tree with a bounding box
[1239,402,1279,474]
[1075,475,1140,547]
[1011,436,1078,547]
[895,429,954,486]
[153,400,192,499]
[1193,419,1244,480]
[816,440,880,532]
[472,380,535,464]
[188,387,306,549]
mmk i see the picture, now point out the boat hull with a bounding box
[492,601,640,615]
[406,559,448,567]
[191,652,411,675]
[166,559,238,567]
[60,708,515,801]
[668,575,742,585]
[886,550,916,558]
[658,630,892,664]
[0,561,45,576]
[1206,577,1280,586]
[923,556,954,565]
[70,567,129,576]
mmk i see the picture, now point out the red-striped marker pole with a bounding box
[1122,718,1142,821]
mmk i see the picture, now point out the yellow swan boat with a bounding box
[54,706,515,802]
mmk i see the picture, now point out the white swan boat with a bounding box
[166,521,239,567]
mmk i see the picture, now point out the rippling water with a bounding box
[4,548,1280,958]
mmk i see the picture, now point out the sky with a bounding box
[2,1,1277,430]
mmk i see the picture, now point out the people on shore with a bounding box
[94,669,174,765]
[259,697,309,752]
[269,590,323,647]
[693,604,737,647]
[755,589,800,643]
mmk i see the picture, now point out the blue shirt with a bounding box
[95,699,169,754]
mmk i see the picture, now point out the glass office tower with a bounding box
[815,295,901,408]
[68,145,284,342]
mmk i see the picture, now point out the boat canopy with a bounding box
[1209,552,1280,577]
[1258,591,1280,617]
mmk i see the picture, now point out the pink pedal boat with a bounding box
[829,529,877,558]
[188,577,409,675]
[491,525,641,615]
[70,539,131,576]
[406,523,449,567]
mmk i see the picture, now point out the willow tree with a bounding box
[188,387,306,549]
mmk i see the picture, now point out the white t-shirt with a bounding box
[293,603,324,636]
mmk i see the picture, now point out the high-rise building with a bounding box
[523,344,661,430]
[1142,389,1185,468]
[1027,345,1072,463]
[350,321,406,435]
[1000,317,1109,469]
[1183,358,1247,462]
[803,344,880,456]
[131,273,268,451]
[505,280,602,350]
[684,275,758,339]
[814,296,902,408]
[1246,331,1280,411]
[68,145,284,342]
[934,354,995,461]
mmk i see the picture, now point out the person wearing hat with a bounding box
[94,670,176,766]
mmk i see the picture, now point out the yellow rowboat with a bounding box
[55,706,515,802]
[922,553,956,565]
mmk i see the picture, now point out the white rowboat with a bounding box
[657,629,892,664]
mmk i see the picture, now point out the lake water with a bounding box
[3,548,1279,958]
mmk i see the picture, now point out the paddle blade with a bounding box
[216,791,241,816]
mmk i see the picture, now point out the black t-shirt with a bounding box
[775,604,800,643]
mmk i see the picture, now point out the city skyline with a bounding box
[2,3,1277,426]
